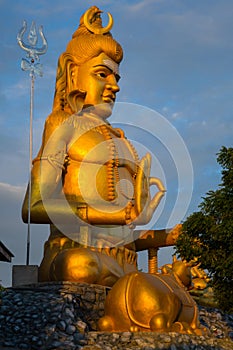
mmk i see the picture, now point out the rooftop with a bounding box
[0,241,14,262]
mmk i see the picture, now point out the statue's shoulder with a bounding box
[62,113,107,135]
[43,111,124,141]
[44,111,91,136]
[45,111,70,127]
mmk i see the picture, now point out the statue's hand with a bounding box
[148,176,166,212]
[133,176,166,225]
[133,153,166,225]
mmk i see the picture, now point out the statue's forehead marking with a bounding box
[103,59,119,75]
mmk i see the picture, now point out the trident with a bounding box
[17,21,48,265]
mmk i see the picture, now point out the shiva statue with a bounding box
[22,6,165,286]
[22,6,205,334]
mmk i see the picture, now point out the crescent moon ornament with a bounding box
[83,8,113,35]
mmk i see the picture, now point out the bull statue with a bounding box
[98,259,207,335]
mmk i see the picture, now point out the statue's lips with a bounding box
[102,95,115,104]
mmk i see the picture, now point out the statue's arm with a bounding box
[21,122,87,224]
[22,162,88,225]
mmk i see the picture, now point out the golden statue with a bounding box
[187,259,217,308]
[22,6,205,334]
[98,266,203,334]
[22,6,165,285]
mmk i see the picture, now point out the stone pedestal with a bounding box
[0,282,232,349]
[12,265,38,287]
[0,282,108,349]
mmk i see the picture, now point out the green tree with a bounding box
[176,146,233,312]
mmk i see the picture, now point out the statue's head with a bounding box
[53,6,123,118]
[172,260,192,288]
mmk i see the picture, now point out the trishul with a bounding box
[17,20,48,76]
[17,20,47,265]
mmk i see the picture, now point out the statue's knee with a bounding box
[150,313,168,332]
[50,248,101,283]
[98,316,114,332]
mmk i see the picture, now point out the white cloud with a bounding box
[126,0,161,13]
[0,182,25,195]
[2,78,29,99]
[171,112,182,120]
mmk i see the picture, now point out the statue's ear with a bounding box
[70,64,79,89]
[67,63,86,113]
[66,62,78,94]
[67,89,86,113]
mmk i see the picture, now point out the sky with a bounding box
[0,0,232,287]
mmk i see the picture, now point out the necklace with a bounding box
[99,124,120,201]
[98,124,139,204]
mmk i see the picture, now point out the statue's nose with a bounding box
[106,75,120,93]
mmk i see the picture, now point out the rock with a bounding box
[76,320,88,333]
[112,333,120,340]
[13,325,21,333]
[3,341,16,347]
[66,324,76,335]
[48,340,63,348]
[73,331,85,343]
[65,294,73,303]
[135,338,149,347]
[63,307,74,319]
[84,292,96,303]
[19,343,30,349]
[170,345,177,350]
[162,335,172,343]
[58,320,66,331]
[121,331,131,338]
[1,284,233,350]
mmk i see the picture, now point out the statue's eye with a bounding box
[97,72,107,78]
[115,74,121,82]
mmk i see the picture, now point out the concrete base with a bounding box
[12,265,38,287]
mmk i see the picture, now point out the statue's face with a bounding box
[76,52,120,118]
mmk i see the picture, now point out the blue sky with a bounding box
[0,0,232,286]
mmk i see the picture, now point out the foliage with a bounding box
[0,283,5,303]
[0,283,5,292]
[176,146,233,312]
